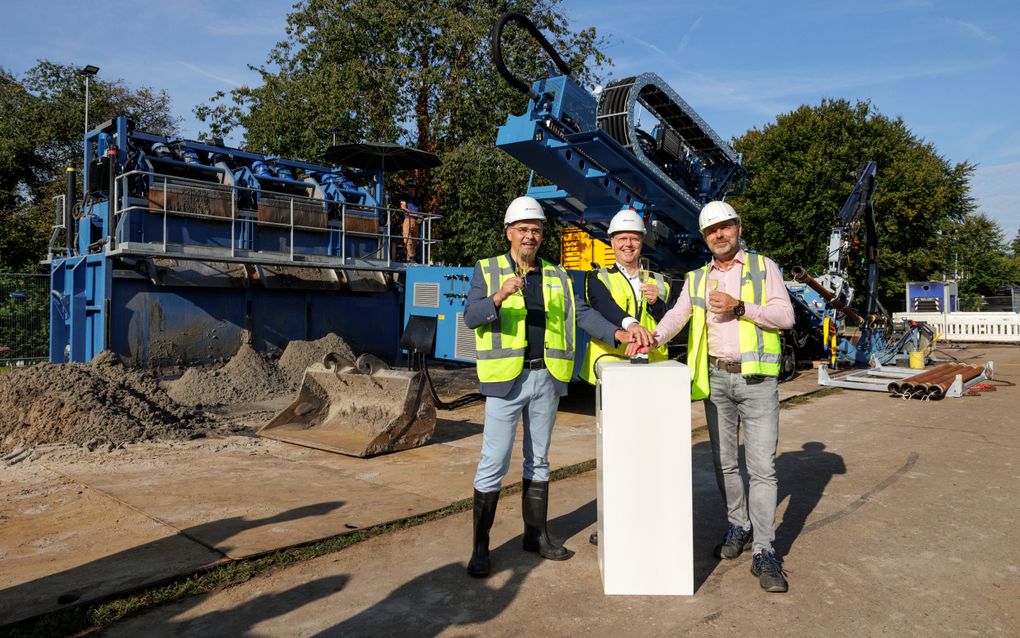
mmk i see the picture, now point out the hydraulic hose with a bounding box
[491,11,573,101]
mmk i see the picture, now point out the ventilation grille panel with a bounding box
[412,282,440,308]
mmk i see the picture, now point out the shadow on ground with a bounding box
[2,501,345,628]
[428,417,483,445]
[774,441,846,557]
[318,499,598,637]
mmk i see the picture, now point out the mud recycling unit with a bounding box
[48,117,439,367]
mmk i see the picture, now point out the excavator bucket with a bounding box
[258,352,437,457]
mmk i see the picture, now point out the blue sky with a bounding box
[4,0,1018,239]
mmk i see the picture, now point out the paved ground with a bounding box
[1,364,820,626]
[93,345,1019,637]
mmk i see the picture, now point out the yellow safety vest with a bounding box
[474,255,576,384]
[687,252,782,400]
[580,267,670,384]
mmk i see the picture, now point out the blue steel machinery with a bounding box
[785,161,934,369]
[50,116,436,367]
[404,12,748,373]
[406,14,931,380]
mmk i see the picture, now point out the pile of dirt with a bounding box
[0,352,214,455]
[168,343,286,406]
[277,333,356,388]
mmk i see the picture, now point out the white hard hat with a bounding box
[504,196,546,225]
[608,208,645,235]
[698,201,740,232]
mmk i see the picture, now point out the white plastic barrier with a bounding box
[596,360,693,595]
[895,312,1020,343]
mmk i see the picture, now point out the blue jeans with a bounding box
[704,367,780,554]
[473,368,561,493]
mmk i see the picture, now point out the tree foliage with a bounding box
[196,0,606,265]
[946,213,1020,299]
[0,62,177,272]
[731,99,980,306]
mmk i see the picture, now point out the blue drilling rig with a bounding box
[403,12,750,373]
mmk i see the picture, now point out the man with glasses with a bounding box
[462,196,653,578]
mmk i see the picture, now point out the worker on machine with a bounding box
[399,179,421,263]
[628,201,795,592]
[462,196,653,578]
[581,207,677,385]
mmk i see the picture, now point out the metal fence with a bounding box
[0,274,50,366]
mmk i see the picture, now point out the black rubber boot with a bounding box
[521,480,574,561]
[467,489,499,578]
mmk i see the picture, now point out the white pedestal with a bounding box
[596,360,693,595]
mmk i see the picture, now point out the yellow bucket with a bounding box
[908,351,925,369]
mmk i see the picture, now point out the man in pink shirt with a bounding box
[629,201,794,592]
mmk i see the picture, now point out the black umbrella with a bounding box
[323,142,442,172]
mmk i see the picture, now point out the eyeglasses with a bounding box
[511,227,544,237]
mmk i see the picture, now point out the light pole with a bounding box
[79,65,99,135]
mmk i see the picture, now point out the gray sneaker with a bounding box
[716,524,752,559]
[751,550,789,593]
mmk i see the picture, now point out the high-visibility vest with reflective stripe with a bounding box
[687,252,782,400]
[474,255,576,384]
[580,267,670,384]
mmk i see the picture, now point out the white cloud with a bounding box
[676,16,704,54]
[177,61,242,88]
[633,38,668,58]
[943,18,997,43]
[971,162,1020,238]
[656,58,990,122]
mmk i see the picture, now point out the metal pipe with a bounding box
[791,266,862,324]
[893,365,962,396]
[926,366,983,400]
[905,366,969,398]
[230,188,235,257]
[65,167,76,255]
[163,176,168,253]
[888,363,966,394]
[908,368,966,399]
[107,149,117,253]
[914,365,975,393]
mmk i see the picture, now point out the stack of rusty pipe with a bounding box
[888,364,985,400]
[926,365,986,400]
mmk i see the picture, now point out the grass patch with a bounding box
[5,459,600,637]
[781,386,843,409]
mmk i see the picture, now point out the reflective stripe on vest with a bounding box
[580,267,671,384]
[473,255,575,383]
[686,252,782,400]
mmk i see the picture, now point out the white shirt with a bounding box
[617,265,642,329]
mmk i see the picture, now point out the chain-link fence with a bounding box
[0,274,50,366]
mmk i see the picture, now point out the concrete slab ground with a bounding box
[0,365,820,626]
[101,345,1019,637]
[3,349,1010,632]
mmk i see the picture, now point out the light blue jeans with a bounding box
[704,367,780,555]
[473,368,561,493]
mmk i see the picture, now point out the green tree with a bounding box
[1011,229,1020,258]
[948,213,1020,300]
[0,62,178,272]
[196,0,606,265]
[732,99,976,307]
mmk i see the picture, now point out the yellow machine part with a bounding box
[560,227,615,271]
[258,353,437,457]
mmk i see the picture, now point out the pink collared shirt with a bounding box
[653,250,795,360]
